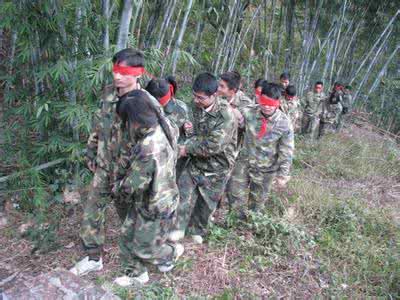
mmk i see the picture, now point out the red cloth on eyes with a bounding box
[159,84,174,106]
[112,64,145,76]
[257,95,280,107]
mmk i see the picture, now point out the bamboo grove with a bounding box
[0,0,399,211]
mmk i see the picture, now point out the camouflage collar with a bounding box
[196,98,222,118]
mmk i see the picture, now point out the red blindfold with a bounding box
[159,84,175,106]
[257,95,280,107]
[112,64,145,76]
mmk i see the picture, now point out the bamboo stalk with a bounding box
[0,159,66,184]
[349,9,399,85]
[116,0,134,51]
[171,0,194,75]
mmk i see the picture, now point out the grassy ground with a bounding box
[0,122,399,299]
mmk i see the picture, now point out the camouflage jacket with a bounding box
[304,91,326,116]
[239,106,294,177]
[280,97,301,127]
[342,92,353,110]
[163,98,191,142]
[320,100,343,124]
[228,90,252,157]
[184,98,237,176]
[229,90,253,110]
[86,85,163,175]
[115,123,179,217]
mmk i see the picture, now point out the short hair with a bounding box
[145,79,170,100]
[254,78,267,89]
[261,83,281,100]
[112,48,144,67]
[280,72,290,81]
[193,72,218,96]
[286,85,296,97]
[220,71,241,91]
[315,81,323,86]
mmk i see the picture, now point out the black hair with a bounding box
[145,76,179,100]
[220,71,241,91]
[112,48,144,67]
[193,72,218,96]
[280,72,290,81]
[315,81,323,86]
[145,79,170,100]
[165,75,178,96]
[254,78,267,89]
[261,83,281,100]
[286,85,296,97]
[117,90,175,148]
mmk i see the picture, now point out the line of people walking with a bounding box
[70,48,353,286]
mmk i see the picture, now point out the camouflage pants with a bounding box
[80,167,131,257]
[174,167,227,236]
[119,206,176,276]
[319,121,337,137]
[336,111,351,131]
[226,158,275,213]
[302,114,320,139]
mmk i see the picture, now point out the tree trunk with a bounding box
[349,9,399,85]
[161,6,183,75]
[143,0,164,48]
[171,0,194,75]
[329,0,347,85]
[116,0,134,51]
[136,0,145,46]
[156,0,177,49]
[101,0,110,51]
[130,0,143,47]
[367,44,399,97]
[264,0,276,80]
[214,0,237,74]
[284,0,295,72]
[353,28,393,101]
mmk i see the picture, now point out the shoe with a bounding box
[157,243,185,273]
[191,235,203,244]
[114,272,149,286]
[168,230,185,242]
[69,256,103,276]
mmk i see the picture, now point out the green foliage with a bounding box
[290,132,400,298]
[112,282,178,300]
[209,211,314,259]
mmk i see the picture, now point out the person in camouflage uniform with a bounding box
[71,48,164,276]
[217,71,252,157]
[145,76,191,139]
[280,85,301,133]
[110,90,183,286]
[168,72,237,244]
[279,72,290,96]
[337,85,353,130]
[319,83,344,137]
[145,76,192,178]
[301,81,326,139]
[227,83,294,216]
